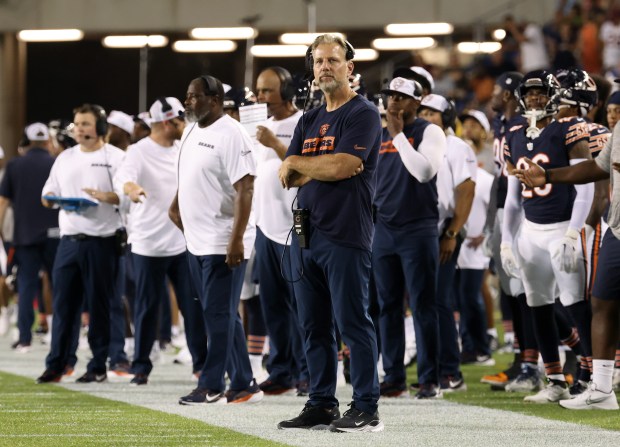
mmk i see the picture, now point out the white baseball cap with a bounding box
[381,77,422,100]
[460,110,491,133]
[392,66,435,92]
[107,110,135,135]
[420,94,450,112]
[149,97,184,123]
[25,122,50,141]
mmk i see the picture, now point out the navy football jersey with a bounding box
[286,95,381,251]
[492,114,527,208]
[375,118,438,235]
[504,116,590,224]
[586,122,610,159]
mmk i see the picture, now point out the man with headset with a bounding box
[36,104,126,384]
[253,66,308,396]
[277,34,383,433]
[114,97,208,385]
[171,75,262,405]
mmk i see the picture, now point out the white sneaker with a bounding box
[524,383,570,403]
[475,355,496,367]
[559,383,619,410]
[248,354,268,384]
[173,346,193,365]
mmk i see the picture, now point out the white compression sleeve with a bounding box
[568,158,594,232]
[392,124,446,183]
[501,175,522,245]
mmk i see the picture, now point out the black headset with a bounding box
[200,75,221,97]
[266,66,295,102]
[305,39,355,82]
[442,99,457,130]
[90,104,108,136]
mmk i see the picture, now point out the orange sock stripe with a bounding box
[561,328,580,348]
[502,321,514,333]
[544,361,563,375]
[587,223,602,300]
[523,349,539,364]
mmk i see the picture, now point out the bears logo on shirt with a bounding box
[319,124,330,136]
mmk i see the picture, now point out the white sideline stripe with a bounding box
[1,341,619,447]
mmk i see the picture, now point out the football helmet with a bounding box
[555,68,597,114]
[516,70,561,117]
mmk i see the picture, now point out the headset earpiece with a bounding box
[266,66,295,102]
[92,104,108,136]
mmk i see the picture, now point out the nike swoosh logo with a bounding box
[354,421,364,426]
[353,144,366,150]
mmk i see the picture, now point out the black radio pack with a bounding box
[293,208,310,249]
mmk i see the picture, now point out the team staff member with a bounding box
[277,34,383,433]
[171,75,263,405]
[373,77,446,399]
[114,97,207,385]
[0,123,59,352]
[36,104,125,384]
[253,66,308,395]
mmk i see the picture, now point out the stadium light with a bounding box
[189,27,257,40]
[279,32,346,45]
[353,49,379,61]
[172,40,237,53]
[372,37,436,51]
[17,29,84,42]
[102,35,168,48]
[457,42,502,54]
[493,29,507,40]
[385,23,454,36]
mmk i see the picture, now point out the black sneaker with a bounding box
[329,402,384,433]
[569,380,588,396]
[440,375,467,392]
[36,369,62,384]
[179,387,226,405]
[226,379,264,404]
[130,373,148,386]
[76,372,107,383]
[278,404,340,430]
[414,383,442,399]
[380,381,408,397]
[259,379,294,395]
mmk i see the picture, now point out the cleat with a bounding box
[130,373,148,386]
[278,404,340,430]
[179,387,226,405]
[296,380,309,397]
[62,365,75,377]
[475,355,496,367]
[559,383,619,410]
[505,364,542,392]
[108,362,134,380]
[226,379,264,404]
[329,402,384,433]
[11,341,31,354]
[569,380,588,396]
[524,381,570,403]
[481,371,509,385]
[380,381,408,398]
[613,369,620,392]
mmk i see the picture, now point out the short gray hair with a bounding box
[310,34,352,60]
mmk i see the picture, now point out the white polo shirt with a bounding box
[114,137,186,257]
[42,144,125,237]
[178,115,256,257]
[254,111,302,245]
[458,167,494,270]
[437,135,478,231]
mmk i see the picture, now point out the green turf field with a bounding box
[0,371,284,447]
[407,353,620,432]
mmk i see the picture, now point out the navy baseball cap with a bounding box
[608,91,620,106]
[496,72,523,93]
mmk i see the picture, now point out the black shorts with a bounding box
[592,228,620,301]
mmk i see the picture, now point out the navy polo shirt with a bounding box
[286,95,381,251]
[0,147,58,245]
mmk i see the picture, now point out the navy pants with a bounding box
[291,228,379,415]
[132,251,207,375]
[436,236,463,378]
[373,222,440,385]
[187,253,252,392]
[109,252,129,366]
[14,238,58,344]
[455,269,490,357]
[46,235,118,374]
[255,226,308,386]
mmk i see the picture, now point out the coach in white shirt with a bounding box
[114,97,207,385]
[37,104,125,384]
[171,75,263,405]
[253,66,308,395]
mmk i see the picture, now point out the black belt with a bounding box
[64,234,100,241]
